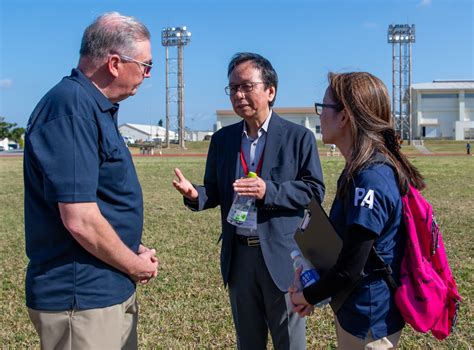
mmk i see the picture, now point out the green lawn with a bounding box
[128,139,473,156]
[0,155,473,348]
[128,140,210,155]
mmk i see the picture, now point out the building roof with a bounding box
[412,80,474,91]
[118,123,176,137]
[216,107,315,116]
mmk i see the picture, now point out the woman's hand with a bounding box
[292,293,315,317]
[288,266,315,317]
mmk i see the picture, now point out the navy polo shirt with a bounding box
[24,68,143,311]
[329,162,405,339]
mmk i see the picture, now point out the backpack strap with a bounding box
[369,247,399,291]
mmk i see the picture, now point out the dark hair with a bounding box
[328,72,425,197]
[80,12,150,64]
[227,52,278,107]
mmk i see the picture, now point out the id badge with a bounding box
[237,205,257,230]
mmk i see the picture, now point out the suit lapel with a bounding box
[261,112,283,179]
[226,121,243,183]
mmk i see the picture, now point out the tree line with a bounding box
[0,117,25,143]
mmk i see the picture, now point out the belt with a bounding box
[235,234,260,247]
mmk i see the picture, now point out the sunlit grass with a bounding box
[0,155,472,348]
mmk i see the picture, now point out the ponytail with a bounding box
[381,128,425,194]
[382,129,401,155]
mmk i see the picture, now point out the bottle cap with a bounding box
[290,250,301,259]
[247,171,257,178]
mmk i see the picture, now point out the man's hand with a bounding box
[233,176,266,200]
[131,248,158,284]
[137,244,159,284]
[138,243,151,255]
[59,202,159,287]
[172,168,198,201]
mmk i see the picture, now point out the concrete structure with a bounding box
[118,123,177,143]
[411,80,474,140]
[216,107,321,139]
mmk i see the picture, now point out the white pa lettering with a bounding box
[354,187,375,209]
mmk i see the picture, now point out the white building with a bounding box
[216,107,321,139]
[118,123,177,142]
[0,138,9,150]
[411,80,474,140]
[186,130,213,141]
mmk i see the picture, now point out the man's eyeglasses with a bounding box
[314,103,342,116]
[225,82,265,96]
[119,54,153,75]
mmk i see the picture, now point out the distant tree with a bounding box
[0,117,15,139]
[9,127,26,143]
[158,119,163,127]
[0,117,25,142]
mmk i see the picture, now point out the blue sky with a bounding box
[1,0,473,130]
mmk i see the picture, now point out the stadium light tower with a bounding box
[388,24,415,144]
[161,26,191,149]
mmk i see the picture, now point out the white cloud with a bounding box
[418,0,432,7]
[0,79,13,88]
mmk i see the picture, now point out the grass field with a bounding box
[0,152,473,348]
[127,139,472,156]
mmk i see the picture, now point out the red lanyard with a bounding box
[240,144,264,176]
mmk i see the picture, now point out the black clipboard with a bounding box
[293,198,358,313]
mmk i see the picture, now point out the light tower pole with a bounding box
[387,24,415,144]
[161,26,191,149]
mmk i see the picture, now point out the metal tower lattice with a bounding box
[388,24,415,143]
[161,27,191,149]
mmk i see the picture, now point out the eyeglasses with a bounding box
[314,103,342,116]
[225,82,265,96]
[119,54,153,75]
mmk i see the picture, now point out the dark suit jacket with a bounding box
[186,112,325,291]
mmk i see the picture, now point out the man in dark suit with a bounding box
[173,52,325,349]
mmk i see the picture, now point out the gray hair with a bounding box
[80,12,150,62]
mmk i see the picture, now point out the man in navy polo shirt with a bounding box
[23,12,158,349]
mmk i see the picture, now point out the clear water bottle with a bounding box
[290,249,331,307]
[227,171,257,225]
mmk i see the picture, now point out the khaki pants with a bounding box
[335,316,402,350]
[28,292,138,350]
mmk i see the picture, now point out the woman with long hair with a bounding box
[290,72,424,349]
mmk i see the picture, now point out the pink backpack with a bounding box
[378,184,462,339]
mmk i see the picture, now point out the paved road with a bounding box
[0,150,24,157]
